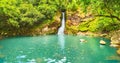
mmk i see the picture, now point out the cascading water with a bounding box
[58,12,65,35]
[58,12,65,50]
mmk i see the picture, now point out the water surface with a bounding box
[0,35,119,63]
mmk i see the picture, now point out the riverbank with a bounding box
[109,30,120,55]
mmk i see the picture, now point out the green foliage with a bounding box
[19,3,44,26]
[103,0,120,14]
[38,4,57,19]
[79,21,89,32]
[0,0,20,28]
[0,0,120,35]
[0,0,58,29]
[78,0,120,32]
[67,0,79,11]
[97,18,120,32]
[7,18,19,28]
[79,17,120,32]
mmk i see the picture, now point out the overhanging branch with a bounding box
[95,15,120,21]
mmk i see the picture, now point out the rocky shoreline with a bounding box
[109,30,120,55]
[77,31,120,55]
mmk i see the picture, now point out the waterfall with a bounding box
[58,12,65,35]
[58,12,65,50]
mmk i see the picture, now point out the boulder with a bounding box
[100,40,106,45]
[80,39,87,42]
[110,31,120,48]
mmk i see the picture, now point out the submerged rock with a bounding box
[106,55,120,60]
[0,54,5,58]
[0,46,3,49]
[0,36,2,40]
[100,40,106,45]
[117,48,120,55]
[110,44,120,48]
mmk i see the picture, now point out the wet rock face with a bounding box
[66,10,93,26]
[67,14,81,26]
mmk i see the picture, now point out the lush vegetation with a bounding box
[78,0,120,32]
[0,0,120,36]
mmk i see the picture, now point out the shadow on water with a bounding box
[0,54,5,63]
[0,58,4,63]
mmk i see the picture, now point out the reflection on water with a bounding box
[58,35,65,50]
[0,35,119,63]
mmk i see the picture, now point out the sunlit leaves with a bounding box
[19,4,44,26]
[38,4,57,19]
[0,0,120,33]
[103,0,120,17]
[7,18,19,28]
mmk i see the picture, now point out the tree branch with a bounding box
[95,15,120,21]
